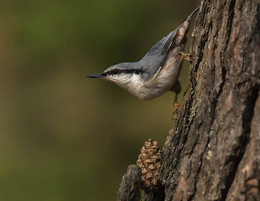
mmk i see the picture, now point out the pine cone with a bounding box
[136,139,162,193]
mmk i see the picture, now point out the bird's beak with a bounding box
[86,73,106,78]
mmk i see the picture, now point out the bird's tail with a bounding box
[182,6,199,23]
[161,7,199,53]
[175,6,199,45]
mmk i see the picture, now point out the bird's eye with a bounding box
[113,69,119,74]
[133,70,141,74]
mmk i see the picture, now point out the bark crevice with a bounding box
[228,88,258,194]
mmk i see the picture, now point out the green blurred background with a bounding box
[0,0,199,200]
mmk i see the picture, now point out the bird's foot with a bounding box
[170,102,180,120]
[179,51,192,62]
[170,93,180,120]
[170,91,181,120]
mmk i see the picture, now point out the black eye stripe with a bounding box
[106,69,142,75]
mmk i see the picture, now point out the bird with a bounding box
[87,7,199,103]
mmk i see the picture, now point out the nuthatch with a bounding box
[87,7,198,103]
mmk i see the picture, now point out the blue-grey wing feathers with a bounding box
[139,7,199,80]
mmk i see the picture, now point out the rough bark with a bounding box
[117,0,260,200]
[117,165,141,201]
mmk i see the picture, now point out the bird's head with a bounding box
[87,62,143,90]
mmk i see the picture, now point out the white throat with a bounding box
[106,73,144,97]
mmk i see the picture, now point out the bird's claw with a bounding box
[170,102,180,120]
[170,93,180,119]
[179,51,192,62]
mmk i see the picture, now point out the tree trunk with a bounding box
[117,0,260,200]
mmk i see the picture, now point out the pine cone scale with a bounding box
[136,139,162,193]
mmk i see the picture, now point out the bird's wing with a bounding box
[161,30,178,55]
[138,30,176,77]
[141,7,199,81]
